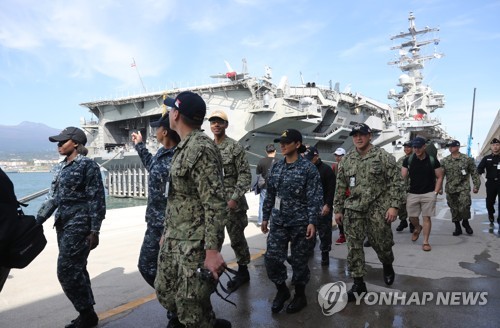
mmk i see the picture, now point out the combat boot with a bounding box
[166,317,185,328]
[347,277,367,302]
[214,318,232,328]
[452,221,462,236]
[65,307,98,328]
[396,220,408,232]
[227,264,250,292]
[321,251,329,266]
[383,264,395,285]
[271,283,291,313]
[462,220,473,235]
[286,284,307,313]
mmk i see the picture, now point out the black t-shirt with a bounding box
[403,154,441,194]
[256,157,275,189]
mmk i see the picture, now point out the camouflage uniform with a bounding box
[215,136,251,265]
[263,156,322,285]
[154,129,226,328]
[333,146,403,278]
[37,155,106,312]
[134,142,175,287]
[441,153,481,222]
[396,155,411,221]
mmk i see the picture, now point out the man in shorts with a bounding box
[401,137,443,252]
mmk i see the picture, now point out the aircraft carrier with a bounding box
[79,12,451,198]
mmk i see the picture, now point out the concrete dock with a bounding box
[1,182,499,328]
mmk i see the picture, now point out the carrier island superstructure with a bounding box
[79,12,451,198]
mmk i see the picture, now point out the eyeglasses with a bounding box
[57,140,69,147]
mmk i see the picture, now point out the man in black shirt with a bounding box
[477,137,500,226]
[402,137,443,252]
[304,146,336,266]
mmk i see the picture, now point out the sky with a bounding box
[1,0,499,152]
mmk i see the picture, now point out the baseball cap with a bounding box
[403,141,412,147]
[265,144,276,153]
[334,147,346,156]
[411,137,426,148]
[446,140,460,147]
[150,113,170,128]
[49,126,87,145]
[349,123,372,136]
[208,110,229,122]
[273,129,303,143]
[164,91,206,125]
[304,146,319,160]
[490,138,500,144]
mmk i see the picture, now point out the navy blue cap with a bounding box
[403,140,412,147]
[164,91,206,125]
[49,126,87,145]
[274,129,303,143]
[446,140,460,147]
[304,146,319,160]
[150,113,170,128]
[349,123,372,136]
[412,137,426,148]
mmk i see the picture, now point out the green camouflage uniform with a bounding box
[215,136,251,265]
[334,146,403,278]
[154,129,226,328]
[441,153,481,222]
[396,155,411,221]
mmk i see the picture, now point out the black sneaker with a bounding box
[271,286,291,313]
[396,220,408,232]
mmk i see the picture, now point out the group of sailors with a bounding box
[1,90,498,328]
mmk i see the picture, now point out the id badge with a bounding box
[274,196,281,210]
[164,181,170,198]
[349,176,356,187]
[461,169,466,175]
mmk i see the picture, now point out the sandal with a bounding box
[422,243,432,252]
[411,225,422,242]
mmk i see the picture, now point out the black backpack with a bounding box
[1,204,47,269]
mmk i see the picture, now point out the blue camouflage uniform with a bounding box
[134,142,176,287]
[37,154,106,312]
[263,156,322,285]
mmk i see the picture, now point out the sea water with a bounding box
[6,171,146,216]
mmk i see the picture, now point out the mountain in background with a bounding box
[0,122,62,160]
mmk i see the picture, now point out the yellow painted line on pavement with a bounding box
[98,248,266,321]
[99,293,157,320]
